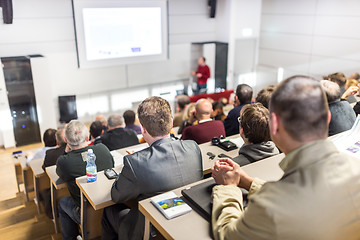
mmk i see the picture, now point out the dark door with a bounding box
[1,57,41,146]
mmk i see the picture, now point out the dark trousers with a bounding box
[101,204,130,240]
[40,188,52,219]
[58,197,81,240]
[196,83,207,95]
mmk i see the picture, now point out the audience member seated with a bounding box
[219,97,228,106]
[56,120,114,240]
[88,121,103,146]
[181,99,226,144]
[223,84,253,136]
[42,127,66,170]
[27,128,57,165]
[232,103,279,166]
[211,101,226,121]
[211,75,360,240]
[123,110,141,134]
[41,126,66,219]
[321,80,356,136]
[255,85,277,109]
[177,102,197,135]
[173,95,190,127]
[328,72,357,103]
[349,72,360,81]
[96,114,108,133]
[100,115,139,151]
[101,96,203,239]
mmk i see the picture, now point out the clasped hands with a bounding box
[211,158,253,191]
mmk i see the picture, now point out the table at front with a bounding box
[45,165,68,233]
[199,134,244,175]
[76,165,123,240]
[139,153,285,240]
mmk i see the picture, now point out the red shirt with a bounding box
[196,65,210,85]
[181,120,225,145]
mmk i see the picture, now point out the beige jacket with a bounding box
[212,139,360,240]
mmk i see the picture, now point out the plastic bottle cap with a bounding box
[88,149,93,153]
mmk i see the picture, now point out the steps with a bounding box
[0,192,57,240]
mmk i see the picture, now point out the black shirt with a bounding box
[100,127,139,151]
[42,145,66,171]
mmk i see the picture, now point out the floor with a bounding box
[0,143,61,240]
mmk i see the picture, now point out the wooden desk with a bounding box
[200,135,244,175]
[76,165,123,239]
[13,154,34,201]
[46,165,69,233]
[29,158,50,214]
[115,142,148,156]
[139,153,285,240]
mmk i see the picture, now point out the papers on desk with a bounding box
[332,116,360,159]
[111,151,124,167]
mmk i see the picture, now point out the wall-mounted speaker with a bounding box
[208,0,217,18]
[0,0,13,24]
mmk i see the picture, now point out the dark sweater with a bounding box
[100,127,139,151]
[56,143,114,207]
[42,145,66,171]
[233,141,279,166]
[329,100,356,136]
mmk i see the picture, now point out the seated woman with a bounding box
[233,103,279,166]
[211,101,226,121]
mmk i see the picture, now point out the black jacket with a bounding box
[42,145,66,171]
[100,127,139,151]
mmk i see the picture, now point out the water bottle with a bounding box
[86,149,97,182]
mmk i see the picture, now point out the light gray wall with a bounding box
[259,0,360,79]
[0,0,224,147]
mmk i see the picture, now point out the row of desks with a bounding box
[14,134,250,239]
[139,153,285,239]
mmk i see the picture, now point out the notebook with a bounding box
[181,179,248,222]
[151,191,192,220]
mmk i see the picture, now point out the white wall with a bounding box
[259,0,360,79]
[0,0,222,147]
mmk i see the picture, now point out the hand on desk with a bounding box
[212,158,253,191]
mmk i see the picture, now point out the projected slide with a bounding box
[82,8,162,61]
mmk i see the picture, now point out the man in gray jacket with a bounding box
[211,75,360,240]
[101,96,203,240]
[233,102,279,166]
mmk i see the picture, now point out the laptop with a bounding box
[181,179,248,222]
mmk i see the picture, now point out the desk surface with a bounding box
[76,165,123,210]
[46,165,66,189]
[139,153,285,240]
[13,155,28,169]
[29,158,45,176]
[200,135,244,174]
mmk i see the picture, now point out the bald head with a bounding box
[195,99,213,120]
[96,114,107,127]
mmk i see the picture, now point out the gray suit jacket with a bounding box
[111,137,203,240]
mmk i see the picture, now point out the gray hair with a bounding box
[108,115,124,128]
[64,120,88,148]
[320,80,341,103]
